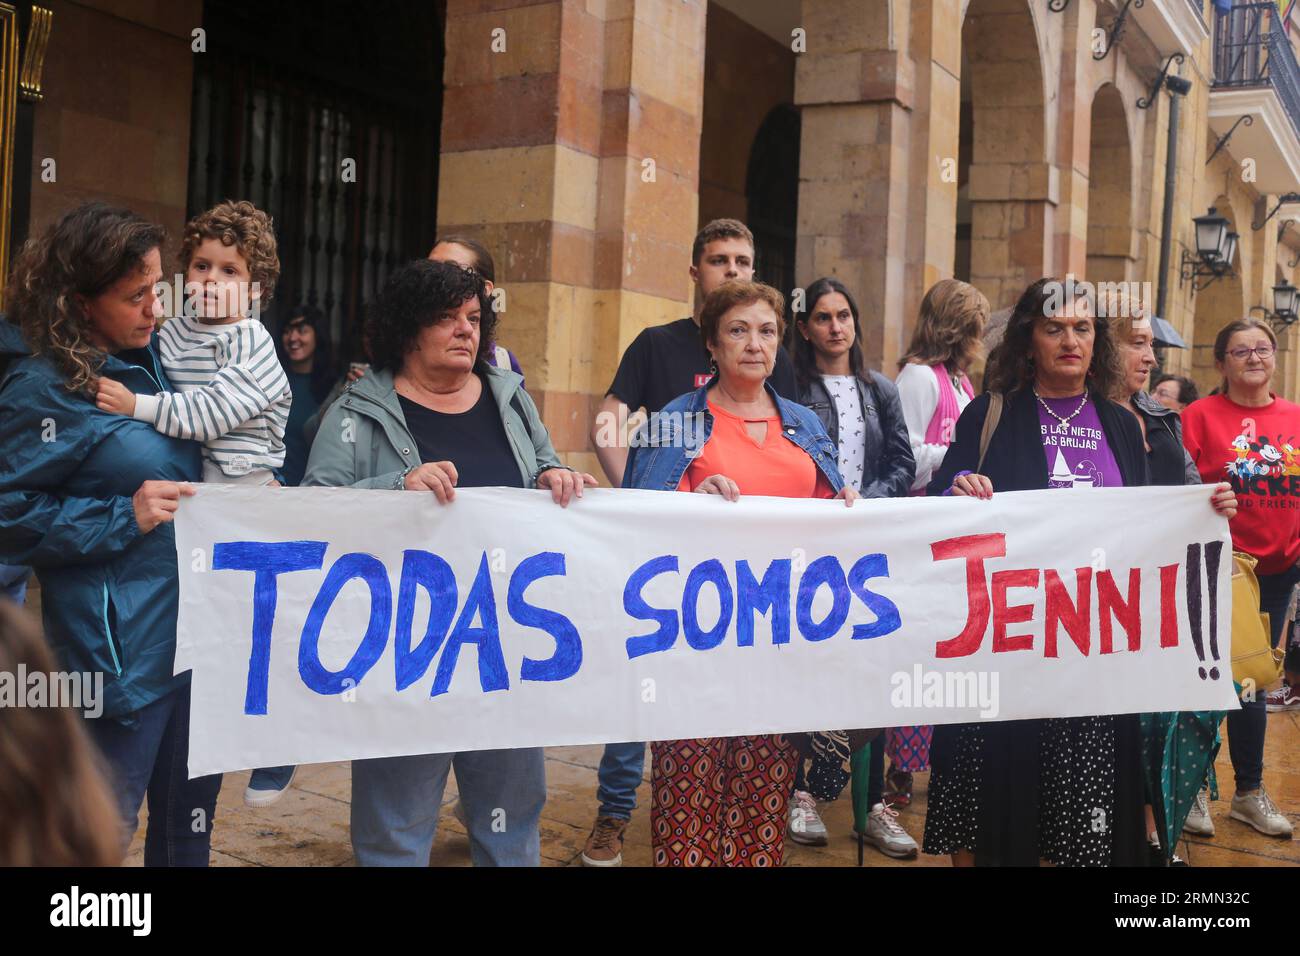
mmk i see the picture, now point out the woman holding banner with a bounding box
[0,202,222,865]
[1108,296,1234,862]
[624,279,858,866]
[303,258,596,866]
[789,276,918,858]
[921,277,1233,867]
[877,279,989,811]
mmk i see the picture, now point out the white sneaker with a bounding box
[860,801,918,859]
[1183,788,1214,837]
[787,790,829,846]
[1230,787,1293,838]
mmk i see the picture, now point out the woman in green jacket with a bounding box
[304,259,595,866]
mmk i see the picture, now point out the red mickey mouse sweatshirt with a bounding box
[1181,393,1300,576]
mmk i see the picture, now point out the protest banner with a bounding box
[175,484,1240,777]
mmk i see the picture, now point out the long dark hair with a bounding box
[275,304,335,402]
[792,276,866,389]
[983,277,1122,398]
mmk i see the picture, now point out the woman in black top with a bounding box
[303,260,596,866]
[1108,299,1235,860]
[923,280,1237,868]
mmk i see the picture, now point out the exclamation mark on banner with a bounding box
[1185,541,1225,681]
[1203,540,1223,680]
[1185,543,1208,680]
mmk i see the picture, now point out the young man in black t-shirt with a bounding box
[580,218,796,867]
[590,218,797,489]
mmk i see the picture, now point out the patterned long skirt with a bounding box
[650,735,799,867]
[885,724,933,772]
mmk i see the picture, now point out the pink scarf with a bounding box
[925,363,973,445]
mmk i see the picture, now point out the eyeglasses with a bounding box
[1226,345,1275,361]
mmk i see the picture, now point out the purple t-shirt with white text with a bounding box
[1035,394,1123,489]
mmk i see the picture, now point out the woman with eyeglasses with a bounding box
[1180,318,1300,840]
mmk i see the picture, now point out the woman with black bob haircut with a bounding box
[303,257,595,866]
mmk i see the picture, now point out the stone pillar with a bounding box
[959,0,1055,312]
[1053,0,1093,282]
[901,0,963,340]
[436,0,706,479]
[795,0,915,370]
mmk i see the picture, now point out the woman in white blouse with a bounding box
[876,278,990,810]
[895,279,990,492]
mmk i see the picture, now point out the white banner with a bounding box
[176,484,1240,777]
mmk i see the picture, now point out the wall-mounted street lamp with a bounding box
[1272,282,1299,330]
[1179,207,1238,291]
[1250,285,1300,332]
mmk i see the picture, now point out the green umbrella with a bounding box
[850,739,877,866]
[1140,710,1222,861]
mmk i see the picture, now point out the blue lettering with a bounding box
[796,556,850,641]
[299,553,392,695]
[624,555,680,659]
[847,553,902,639]
[682,558,733,650]
[511,552,582,682]
[735,558,791,646]
[431,553,509,696]
[394,550,458,691]
[212,540,327,715]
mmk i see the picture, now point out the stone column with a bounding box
[795,0,915,370]
[436,0,706,479]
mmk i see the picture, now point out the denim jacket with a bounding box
[624,377,845,493]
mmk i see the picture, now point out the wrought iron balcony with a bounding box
[1214,2,1300,139]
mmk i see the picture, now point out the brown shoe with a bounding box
[581,815,629,867]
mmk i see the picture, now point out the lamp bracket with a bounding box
[1251,192,1300,231]
[1137,53,1185,109]
[1179,248,1236,293]
[1095,0,1142,61]
[1206,114,1253,166]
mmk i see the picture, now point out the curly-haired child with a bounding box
[95,200,291,486]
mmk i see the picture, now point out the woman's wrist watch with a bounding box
[531,464,572,487]
[394,466,415,490]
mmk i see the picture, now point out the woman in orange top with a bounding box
[624,279,857,865]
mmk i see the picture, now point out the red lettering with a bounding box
[1097,568,1142,653]
[992,568,1038,652]
[1044,568,1092,657]
[930,533,1006,659]
[1159,563,1180,647]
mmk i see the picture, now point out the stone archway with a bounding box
[960,0,1050,311]
[1086,83,1134,286]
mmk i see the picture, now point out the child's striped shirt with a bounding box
[133,314,291,479]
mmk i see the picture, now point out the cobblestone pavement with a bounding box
[128,716,1300,866]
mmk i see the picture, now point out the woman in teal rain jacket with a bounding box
[0,203,221,866]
